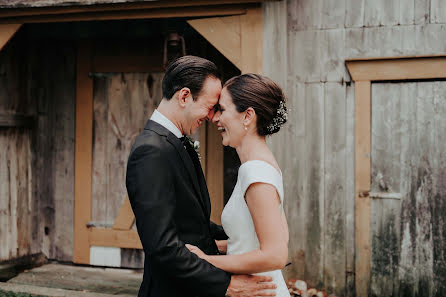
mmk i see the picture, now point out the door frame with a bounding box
[346,55,446,297]
[71,7,263,265]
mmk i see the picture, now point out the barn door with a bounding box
[74,41,164,266]
[89,72,164,267]
[370,81,446,296]
[346,56,446,297]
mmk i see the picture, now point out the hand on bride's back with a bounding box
[185,244,207,260]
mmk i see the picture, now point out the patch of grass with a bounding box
[0,289,45,297]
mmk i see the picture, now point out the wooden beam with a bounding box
[0,24,21,51]
[188,15,242,70]
[354,80,371,297]
[0,114,34,127]
[92,55,164,73]
[112,196,135,231]
[73,41,93,265]
[240,6,263,73]
[0,5,250,24]
[89,228,142,249]
[0,0,268,18]
[346,56,446,81]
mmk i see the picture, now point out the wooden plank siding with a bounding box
[0,128,33,261]
[264,1,446,296]
[0,31,76,263]
[29,40,77,262]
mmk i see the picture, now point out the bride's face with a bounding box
[212,87,246,148]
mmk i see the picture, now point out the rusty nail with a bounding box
[359,191,369,197]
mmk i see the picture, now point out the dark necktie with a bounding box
[180,137,201,177]
[180,137,209,214]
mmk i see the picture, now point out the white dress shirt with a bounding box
[150,109,183,138]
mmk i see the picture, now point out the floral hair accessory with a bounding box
[266,100,288,133]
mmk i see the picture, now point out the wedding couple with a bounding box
[126,56,290,297]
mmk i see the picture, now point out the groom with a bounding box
[126,56,276,297]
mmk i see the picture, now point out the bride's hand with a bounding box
[185,244,208,260]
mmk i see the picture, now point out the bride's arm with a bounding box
[188,183,288,275]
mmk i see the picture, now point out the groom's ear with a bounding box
[177,87,191,107]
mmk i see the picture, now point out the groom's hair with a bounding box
[162,55,221,101]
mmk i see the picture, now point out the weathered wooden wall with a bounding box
[263,0,446,296]
[0,33,37,262]
[0,128,34,261]
[32,40,76,263]
[1,19,240,268]
[0,28,76,263]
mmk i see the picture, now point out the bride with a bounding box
[186,73,290,297]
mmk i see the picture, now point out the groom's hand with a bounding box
[227,275,276,297]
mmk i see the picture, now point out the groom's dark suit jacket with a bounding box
[126,120,231,297]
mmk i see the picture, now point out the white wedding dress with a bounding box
[221,160,290,297]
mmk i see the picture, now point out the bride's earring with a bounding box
[244,123,248,131]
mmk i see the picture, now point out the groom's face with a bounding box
[182,76,221,135]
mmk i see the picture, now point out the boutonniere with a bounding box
[193,140,201,160]
[185,136,201,160]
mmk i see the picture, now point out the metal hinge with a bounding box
[369,192,402,200]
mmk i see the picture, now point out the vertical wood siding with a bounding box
[0,33,38,262]
[264,0,446,296]
[31,41,76,262]
[0,33,76,263]
[0,128,33,261]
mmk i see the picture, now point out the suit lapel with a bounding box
[144,120,207,215]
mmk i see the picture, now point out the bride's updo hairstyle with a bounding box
[223,73,287,136]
